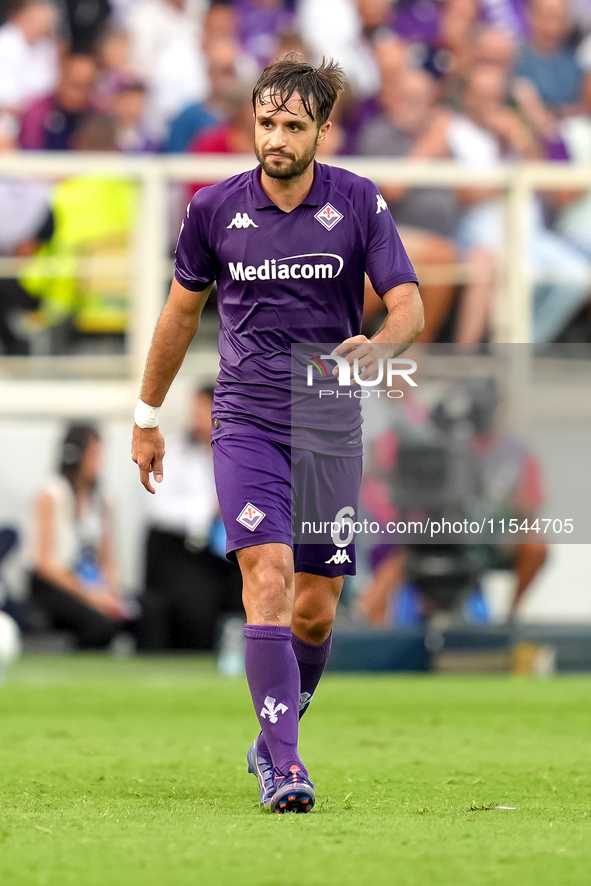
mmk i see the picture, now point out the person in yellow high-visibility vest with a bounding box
[20,116,138,339]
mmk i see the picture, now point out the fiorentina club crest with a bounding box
[237,502,266,531]
[314,202,343,231]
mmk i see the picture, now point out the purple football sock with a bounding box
[292,630,333,717]
[257,631,332,760]
[244,624,306,778]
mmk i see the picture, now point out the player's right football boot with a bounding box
[247,734,275,808]
[271,765,315,814]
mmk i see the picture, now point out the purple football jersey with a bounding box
[174,161,418,454]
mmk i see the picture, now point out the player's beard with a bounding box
[255,141,318,181]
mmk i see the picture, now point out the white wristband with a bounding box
[134,399,160,429]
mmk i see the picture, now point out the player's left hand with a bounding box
[332,336,391,385]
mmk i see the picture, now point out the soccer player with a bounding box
[132,56,424,813]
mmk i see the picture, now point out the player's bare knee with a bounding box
[239,548,294,622]
[292,606,335,644]
[296,617,334,645]
[243,558,291,595]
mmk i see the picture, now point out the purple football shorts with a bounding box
[212,434,362,577]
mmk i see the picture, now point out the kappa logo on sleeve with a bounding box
[227,212,258,229]
[237,502,266,531]
[376,194,388,214]
[314,202,343,231]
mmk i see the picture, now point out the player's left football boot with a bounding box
[247,735,275,807]
[270,765,315,814]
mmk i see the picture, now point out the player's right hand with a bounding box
[131,425,165,494]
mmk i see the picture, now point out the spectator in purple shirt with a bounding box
[479,0,528,40]
[235,0,294,69]
[112,78,158,153]
[19,53,97,150]
[397,0,478,82]
[93,25,135,115]
[393,0,440,42]
[343,32,407,153]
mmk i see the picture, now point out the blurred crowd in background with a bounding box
[1,0,591,156]
[1,0,591,352]
[0,376,550,651]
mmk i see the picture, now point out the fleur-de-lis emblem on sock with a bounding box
[260,696,288,724]
[299,692,312,712]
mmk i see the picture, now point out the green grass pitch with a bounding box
[1,655,590,886]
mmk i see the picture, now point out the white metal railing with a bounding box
[0,152,590,416]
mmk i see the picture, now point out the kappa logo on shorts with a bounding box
[314,202,343,231]
[237,502,266,531]
[325,548,352,565]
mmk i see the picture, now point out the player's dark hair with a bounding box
[59,423,100,490]
[252,54,346,128]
